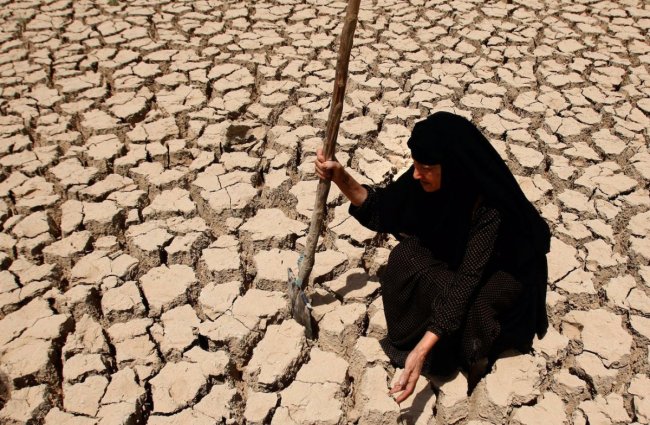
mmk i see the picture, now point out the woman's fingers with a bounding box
[389,370,420,404]
[388,368,411,396]
[315,163,331,180]
[314,154,337,180]
[395,383,415,403]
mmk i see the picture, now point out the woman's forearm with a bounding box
[414,330,439,359]
[333,168,368,207]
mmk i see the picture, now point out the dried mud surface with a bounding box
[0,0,649,424]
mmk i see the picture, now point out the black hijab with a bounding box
[375,111,551,272]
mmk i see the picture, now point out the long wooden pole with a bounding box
[297,0,362,288]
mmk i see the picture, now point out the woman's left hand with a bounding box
[388,331,439,404]
[388,349,426,404]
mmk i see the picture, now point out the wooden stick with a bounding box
[297,0,362,288]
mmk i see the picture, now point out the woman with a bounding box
[315,111,551,403]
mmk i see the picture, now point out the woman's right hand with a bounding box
[315,148,342,182]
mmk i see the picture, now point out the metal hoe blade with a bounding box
[287,268,313,339]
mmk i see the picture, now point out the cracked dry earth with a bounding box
[0,0,649,424]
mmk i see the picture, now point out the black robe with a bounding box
[349,112,551,393]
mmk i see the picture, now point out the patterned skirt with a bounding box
[377,237,523,391]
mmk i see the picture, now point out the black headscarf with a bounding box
[406,112,551,267]
[367,111,550,272]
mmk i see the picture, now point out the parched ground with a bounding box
[0,0,648,423]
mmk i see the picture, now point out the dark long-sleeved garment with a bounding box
[350,184,543,390]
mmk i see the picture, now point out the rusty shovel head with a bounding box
[287,268,313,339]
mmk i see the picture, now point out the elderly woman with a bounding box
[315,111,551,403]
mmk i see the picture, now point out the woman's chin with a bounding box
[419,182,439,193]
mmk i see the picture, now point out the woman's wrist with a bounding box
[330,164,345,185]
[414,331,439,359]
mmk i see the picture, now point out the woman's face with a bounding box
[413,160,442,192]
